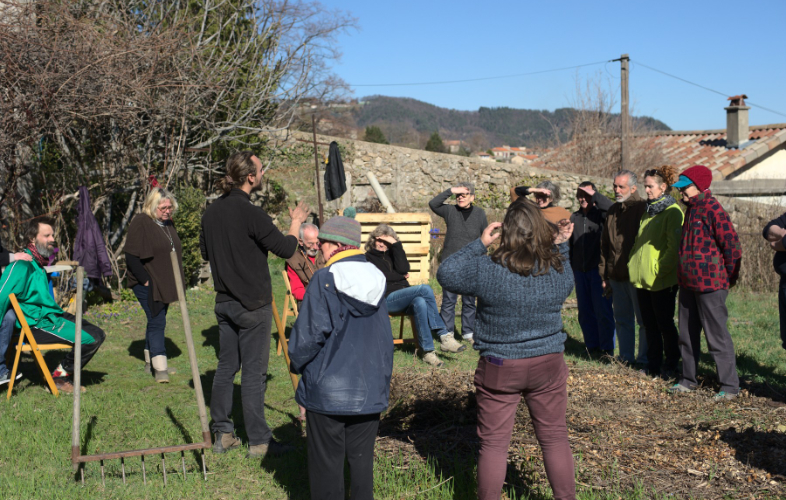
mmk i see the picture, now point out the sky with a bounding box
[317,0,786,131]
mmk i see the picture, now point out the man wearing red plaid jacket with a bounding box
[669,165,742,401]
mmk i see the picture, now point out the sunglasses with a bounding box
[455,193,472,198]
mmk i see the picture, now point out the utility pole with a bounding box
[619,53,630,170]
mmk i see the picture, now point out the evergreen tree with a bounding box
[425,131,445,153]
[363,125,388,144]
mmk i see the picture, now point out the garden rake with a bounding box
[70,254,212,486]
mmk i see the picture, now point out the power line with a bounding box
[633,60,786,119]
[349,60,612,87]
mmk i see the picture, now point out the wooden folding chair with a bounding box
[6,293,71,399]
[278,270,300,356]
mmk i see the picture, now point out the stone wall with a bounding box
[286,131,611,214]
[279,131,782,224]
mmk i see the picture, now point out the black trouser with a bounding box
[678,288,739,393]
[780,276,786,350]
[636,286,679,374]
[210,300,273,446]
[30,313,106,374]
[306,411,380,500]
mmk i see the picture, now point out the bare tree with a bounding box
[0,0,356,286]
[539,72,667,179]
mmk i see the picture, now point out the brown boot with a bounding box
[212,432,241,454]
[247,439,294,458]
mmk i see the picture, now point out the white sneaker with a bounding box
[0,371,22,386]
[439,334,466,353]
[422,351,444,368]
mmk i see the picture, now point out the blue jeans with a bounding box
[574,269,615,351]
[440,290,476,339]
[0,308,16,377]
[386,285,448,352]
[608,279,647,364]
[132,284,169,358]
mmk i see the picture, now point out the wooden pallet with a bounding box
[355,212,432,285]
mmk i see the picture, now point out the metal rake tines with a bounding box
[79,447,208,486]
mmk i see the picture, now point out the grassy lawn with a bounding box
[1,257,784,499]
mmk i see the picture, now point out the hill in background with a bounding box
[331,95,670,152]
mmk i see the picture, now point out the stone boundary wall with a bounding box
[279,131,783,226]
[286,131,610,214]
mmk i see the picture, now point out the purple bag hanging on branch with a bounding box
[324,141,347,202]
[73,186,113,280]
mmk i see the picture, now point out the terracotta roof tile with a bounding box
[530,123,786,179]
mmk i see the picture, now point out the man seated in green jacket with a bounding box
[0,217,105,394]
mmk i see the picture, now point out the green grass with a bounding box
[1,257,783,499]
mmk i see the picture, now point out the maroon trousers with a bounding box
[474,352,575,500]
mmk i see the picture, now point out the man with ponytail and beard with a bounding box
[0,217,106,394]
[200,151,309,458]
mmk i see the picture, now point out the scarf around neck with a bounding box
[26,243,48,267]
[646,194,676,216]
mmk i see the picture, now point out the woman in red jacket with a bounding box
[670,165,742,401]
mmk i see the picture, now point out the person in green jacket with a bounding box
[0,217,105,394]
[628,165,683,379]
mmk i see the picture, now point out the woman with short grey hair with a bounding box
[510,180,571,224]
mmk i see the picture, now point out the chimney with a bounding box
[725,94,750,149]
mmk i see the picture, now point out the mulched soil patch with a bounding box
[379,361,786,499]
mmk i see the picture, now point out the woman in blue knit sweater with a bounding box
[437,199,576,500]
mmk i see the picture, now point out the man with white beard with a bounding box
[286,223,326,306]
[599,170,648,365]
[0,217,106,394]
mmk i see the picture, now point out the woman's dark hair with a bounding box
[25,216,57,244]
[644,165,678,188]
[491,199,564,277]
[216,151,257,194]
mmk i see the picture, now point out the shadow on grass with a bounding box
[127,338,183,362]
[192,369,277,445]
[201,325,220,358]
[564,334,589,359]
[720,426,786,478]
[11,351,109,390]
[734,351,786,401]
[686,350,786,402]
[166,406,204,465]
[257,417,309,500]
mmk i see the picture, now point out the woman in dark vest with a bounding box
[125,187,185,383]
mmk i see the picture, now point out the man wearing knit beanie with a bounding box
[670,165,743,401]
[318,215,362,254]
[289,215,394,499]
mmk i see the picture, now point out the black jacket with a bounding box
[570,192,614,273]
[324,141,347,201]
[365,242,410,297]
[200,189,298,310]
[763,212,786,276]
